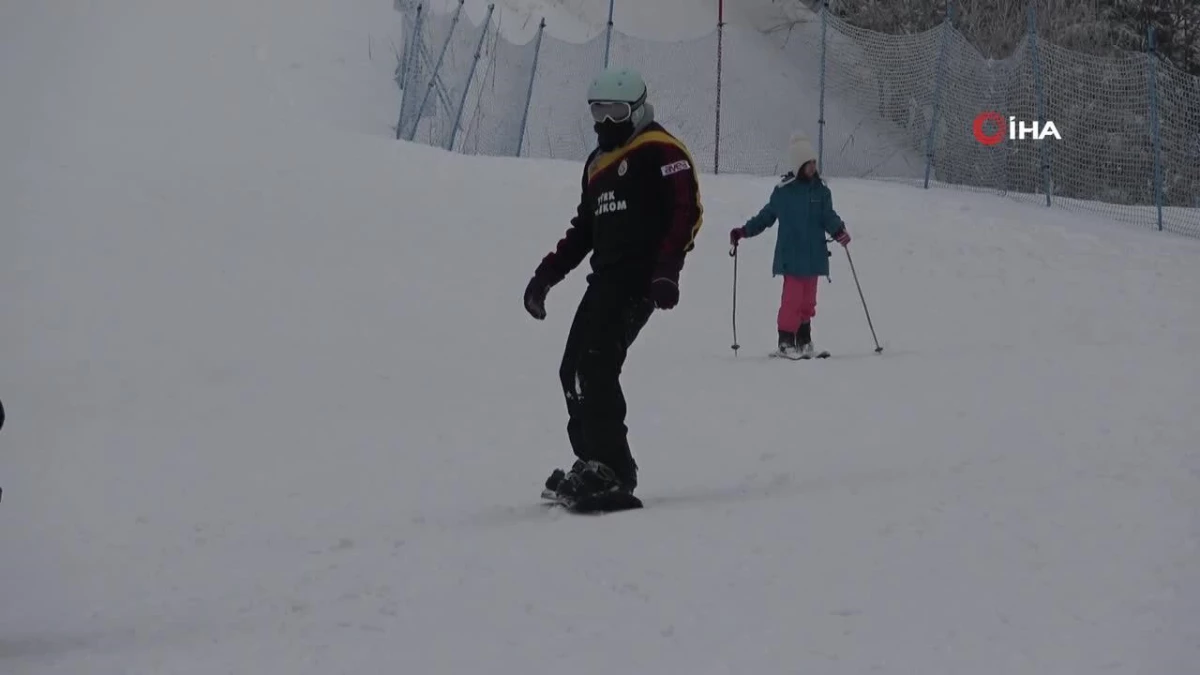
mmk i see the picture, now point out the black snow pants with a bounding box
[559,282,654,484]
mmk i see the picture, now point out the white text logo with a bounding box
[661,159,690,177]
[595,190,627,216]
[973,112,1061,146]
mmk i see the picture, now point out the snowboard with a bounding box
[541,488,643,514]
[542,466,644,514]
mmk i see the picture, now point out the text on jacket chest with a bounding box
[594,190,628,216]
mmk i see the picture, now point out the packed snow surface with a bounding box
[1,1,1198,674]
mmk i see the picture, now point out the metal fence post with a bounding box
[1147,26,1165,231]
[818,0,828,171]
[714,0,725,174]
[1026,4,1051,207]
[407,0,465,141]
[517,18,546,157]
[604,0,615,68]
[448,4,494,152]
[397,3,425,140]
[398,3,423,92]
[923,5,953,189]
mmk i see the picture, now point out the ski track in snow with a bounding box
[1,1,1199,674]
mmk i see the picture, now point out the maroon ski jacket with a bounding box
[535,123,703,296]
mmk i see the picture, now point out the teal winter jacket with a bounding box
[741,173,845,278]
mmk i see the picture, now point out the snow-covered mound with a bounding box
[2,1,1199,674]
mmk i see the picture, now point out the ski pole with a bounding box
[843,246,883,353]
[729,244,740,356]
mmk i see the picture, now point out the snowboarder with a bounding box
[729,131,850,358]
[523,66,703,503]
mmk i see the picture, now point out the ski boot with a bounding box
[797,323,813,358]
[774,329,805,359]
[796,322,829,359]
[775,329,800,359]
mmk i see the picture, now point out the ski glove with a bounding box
[729,227,746,246]
[523,275,550,320]
[832,227,851,247]
[649,277,679,310]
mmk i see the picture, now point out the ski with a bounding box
[769,350,830,360]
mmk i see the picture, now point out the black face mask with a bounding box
[594,120,635,151]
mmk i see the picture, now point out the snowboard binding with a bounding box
[542,460,642,514]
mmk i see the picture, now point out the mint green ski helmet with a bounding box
[586,67,647,106]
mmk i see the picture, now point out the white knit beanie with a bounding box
[788,131,817,172]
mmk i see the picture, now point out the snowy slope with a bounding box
[3,1,1200,674]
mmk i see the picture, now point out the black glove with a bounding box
[648,277,679,310]
[523,275,550,320]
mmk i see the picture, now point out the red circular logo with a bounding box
[973,112,1005,146]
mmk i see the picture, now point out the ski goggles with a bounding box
[589,100,633,124]
[588,89,645,124]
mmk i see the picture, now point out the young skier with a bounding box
[522,67,703,505]
[729,131,850,358]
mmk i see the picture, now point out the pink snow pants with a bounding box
[777,275,818,333]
